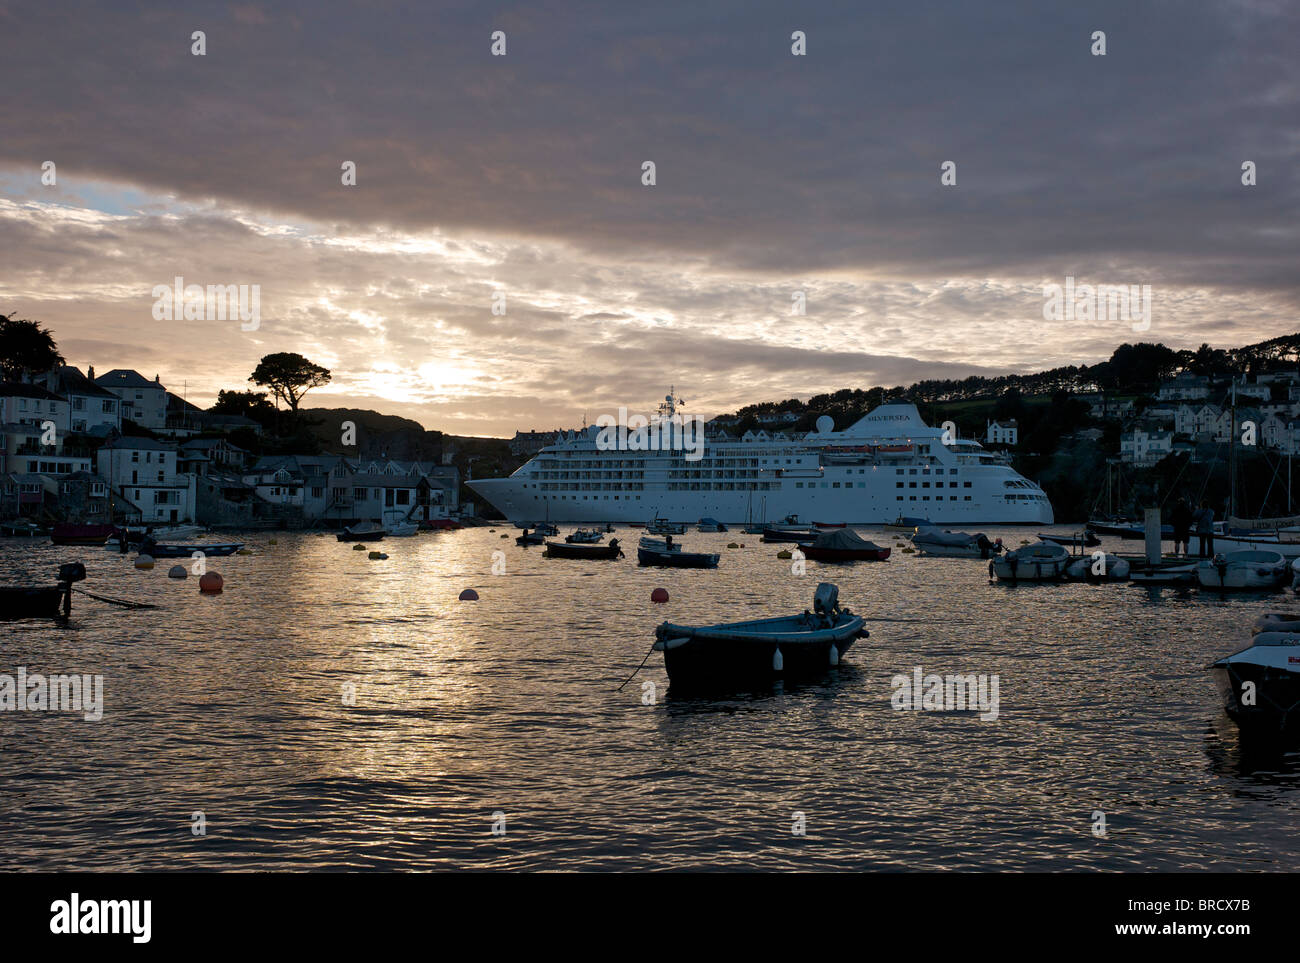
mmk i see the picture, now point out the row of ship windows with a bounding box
[896,481,974,489]
[533,494,642,500]
[898,496,973,501]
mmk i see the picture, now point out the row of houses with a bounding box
[2,367,459,527]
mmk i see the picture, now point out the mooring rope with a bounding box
[74,587,159,610]
[616,644,659,691]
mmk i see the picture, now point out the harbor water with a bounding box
[2,527,1298,871]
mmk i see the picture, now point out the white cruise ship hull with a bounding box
[472,400,1054,525]
[469,475,1051,524]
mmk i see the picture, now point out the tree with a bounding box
[212,388,279,429]
[248,352,331,413]
[0,315,63,381]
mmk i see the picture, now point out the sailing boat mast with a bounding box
[1229,379,1238,521]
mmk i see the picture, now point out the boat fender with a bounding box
[655,636,690,652]
[772,647,784,672]
[828,645,839,667]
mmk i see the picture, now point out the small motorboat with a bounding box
[989,541,1070,582]
[800,528,891,562]
[696,517,728,533]
[138,536,245,558]
[911,528,1002,559]
[382,512,419,537]
[1,520,47,537]
[516,529,546,545]
[1196,550,1288,591]
[565,529,604,543]
[1037,530,1101,549]
[0,563,86,620]
[646,517,687,535]
[653,582,868,689]
[544,538,623,560]
[1253,612,1300,634]
[420,517,462,531]
[50,523,116,546]
[116,524,204,545]
[337,523,387,542]
[1064,553,1131,581]
[885,514,932,532]
[1211,631,1300,733]
[760,524,820,544]
[637,536,719,568]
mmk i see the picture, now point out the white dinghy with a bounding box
[989,540,1069,582]
[1196,550,1288,591]
[911,527,1002,559]
[1064,553,1131,582]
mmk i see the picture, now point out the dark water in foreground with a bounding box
[2,526,1299,871]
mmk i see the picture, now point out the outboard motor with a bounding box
[813,582,840,624]
[57,562,87,584]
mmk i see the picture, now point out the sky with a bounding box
[0,0,1296,437]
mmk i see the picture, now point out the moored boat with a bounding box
[544,538,623,560]
[137,536,245,558]
[989,541,1070,582]
[1128,561,1197,585]
[1037,530,1101,549]
[516,529,546,545]
[800,528,891,562]
[885,515,932,532]
[420,517,462,531]
[1063,553,1131,581]
[911,528,1002,559]
[696,517,728,532]
[50,523,116,546]
[637,536,719,568]
[646,517,686,535]
[653,582,867,689]
[1211,631,1300,733]
[0,563,86,620]
[1,520,47,537]
[565,529,604,543]
[336,523,386,542]
[1196,550,1288,591]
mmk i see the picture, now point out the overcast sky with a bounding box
[1,0,1296,436]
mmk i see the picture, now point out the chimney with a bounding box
[88,365,95,380]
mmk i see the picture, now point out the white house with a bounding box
[94,369,169,430]
[95,436,196,523]
[985,419,1018,446]
[1120,426,1173,466]
[1156,372,1211,402]
[47,365,121,434]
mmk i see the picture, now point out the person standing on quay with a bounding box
[1196,500,1216,558]
[1169,497,1194,557]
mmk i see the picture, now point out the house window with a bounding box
[354,488,366,501]
[312,487,324,498]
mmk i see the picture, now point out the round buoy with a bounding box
[777,549,792,559]
[500,533,508,538]
[459,588,479,601]
[651,587,669,604]
[236,548,252,555]
[368,550,387,560]
[199,572,224,594]
[727,542,739,548]
[353,543,366,550]
[134,554,154,570]
[167,565,188,579]
[902,547,915,554]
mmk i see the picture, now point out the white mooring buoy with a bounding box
[772,647,784,672]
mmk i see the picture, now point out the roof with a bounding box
[0,381,64,401]
[95,369,161,390]
[98,436,177,451]
[56,366,118,399]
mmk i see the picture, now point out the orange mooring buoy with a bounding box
[199,572,224,594]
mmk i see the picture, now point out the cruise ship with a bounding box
[470,392,1053,525]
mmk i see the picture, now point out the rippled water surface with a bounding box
[3,526,1300,871]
